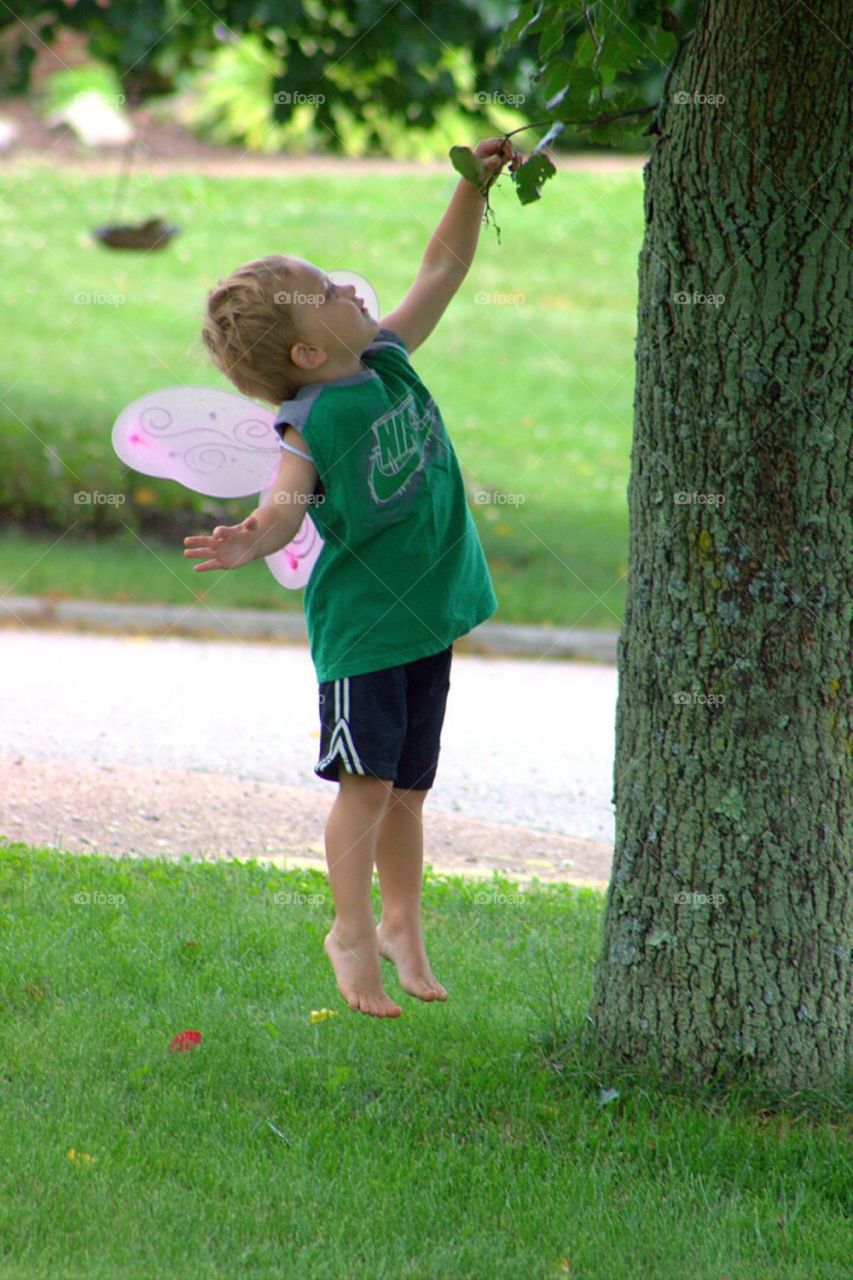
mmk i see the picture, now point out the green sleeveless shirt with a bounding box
[273,328,497,680]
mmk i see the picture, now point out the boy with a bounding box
[184,136,521,1018]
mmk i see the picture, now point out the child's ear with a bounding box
[290,340,327,372]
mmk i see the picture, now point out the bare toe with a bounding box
[324,927,401,1018]
[376,924,447,1004]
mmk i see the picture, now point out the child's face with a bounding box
[284,258,379,361]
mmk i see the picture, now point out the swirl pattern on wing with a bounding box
[137,408,278,479]
[112,385,325,584]
[112,388,281,496]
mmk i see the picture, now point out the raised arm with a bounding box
[379,136,522,354]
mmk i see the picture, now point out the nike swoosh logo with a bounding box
[369,445,424,502]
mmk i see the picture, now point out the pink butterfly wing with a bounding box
[111,386,324,589]
[259,482,325,589]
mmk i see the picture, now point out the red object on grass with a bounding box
[169,1030,202,1053]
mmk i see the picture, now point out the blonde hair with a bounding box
[201,255,307,405]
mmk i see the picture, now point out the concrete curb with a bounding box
[0,595,618,663]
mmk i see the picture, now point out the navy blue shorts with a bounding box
[314,645,453,790]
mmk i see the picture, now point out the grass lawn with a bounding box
[1,842,849,1279]
[0,162,641,630]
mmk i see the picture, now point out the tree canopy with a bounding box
[4,1,699,157]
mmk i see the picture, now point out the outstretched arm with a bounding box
[183,432,318,571]
[379,137,522,355]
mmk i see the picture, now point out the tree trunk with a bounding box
[587,0,851,1090]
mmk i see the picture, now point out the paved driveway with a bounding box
[0,630,617,844]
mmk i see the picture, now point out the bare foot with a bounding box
[324,924,403,1018]
[376,921,447,1002]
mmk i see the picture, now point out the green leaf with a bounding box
[606,89,655,114]
[572,30,597,68]
[541,57,573,103]
[448,144,489,192]
[499,0,542,55]
[538,7,567,63]
[643,27,678,61]
[554,80,601,120]
[628,0,659,22]
[514,151,557,205]
[611,21,677,66]
[566,65,600,97]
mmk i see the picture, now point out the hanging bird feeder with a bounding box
[91,136,180,251]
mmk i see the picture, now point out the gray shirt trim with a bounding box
[272,327,407,445]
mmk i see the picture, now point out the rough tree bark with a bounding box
[587,0,851,1090]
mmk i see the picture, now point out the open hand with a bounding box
[183,517,260,571]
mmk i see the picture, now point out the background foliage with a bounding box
[4,0,699,155]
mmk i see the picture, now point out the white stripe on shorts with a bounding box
[317,677,366,775]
